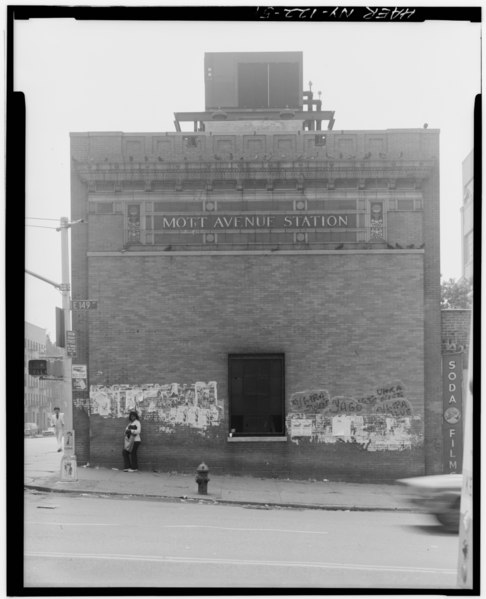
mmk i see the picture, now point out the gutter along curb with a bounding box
[24,483,412,513]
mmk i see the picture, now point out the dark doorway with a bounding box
[229,354,285,436]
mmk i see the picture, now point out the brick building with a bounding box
[70,52,442,481]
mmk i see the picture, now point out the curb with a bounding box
[24,484,413,513]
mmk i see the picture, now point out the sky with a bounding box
[16,11,481,338]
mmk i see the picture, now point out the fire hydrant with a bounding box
[196,462,210,495]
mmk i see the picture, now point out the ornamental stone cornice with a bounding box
[73,158,436,188]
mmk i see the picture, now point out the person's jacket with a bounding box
[126,419,141,442]
[51,413,65,428]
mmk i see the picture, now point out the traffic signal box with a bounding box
[56,307,65,348]
[28,359,64,378]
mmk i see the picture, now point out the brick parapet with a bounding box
[70,129,439,162]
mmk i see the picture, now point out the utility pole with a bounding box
[59,217,73,436]
[26,216,83,480]
[57,216,80,480]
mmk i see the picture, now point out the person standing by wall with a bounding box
[122,410,142,472]
[51,407,65,452]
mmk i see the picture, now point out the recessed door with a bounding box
[229,354,285,435]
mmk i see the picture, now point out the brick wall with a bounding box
[87,253,424,391]
[91,415,424,482]
[387,212,423,247]
[441,310,472,367]
[88,214,125,252]
[84,252,426,481]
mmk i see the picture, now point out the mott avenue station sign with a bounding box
[153,213,355,231]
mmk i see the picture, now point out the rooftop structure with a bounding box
[175,52,335,132]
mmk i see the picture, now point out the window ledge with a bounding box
[227,436,288,443]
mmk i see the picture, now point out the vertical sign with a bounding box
[442,353,463,473]
[65,331,77,357]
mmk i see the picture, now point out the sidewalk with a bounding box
[24,461,411,512]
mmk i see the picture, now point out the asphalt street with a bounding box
[24,489,459,589]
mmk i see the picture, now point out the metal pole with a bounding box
[25,269,62,290]
[60,217,74,450]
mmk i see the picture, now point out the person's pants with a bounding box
[55,429,64,450]
[122,441,141,470]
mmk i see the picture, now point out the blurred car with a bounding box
[24,422,39,437]
[397,473,462,532]
[42,426,56,436]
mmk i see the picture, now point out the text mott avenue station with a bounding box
[154,213,354,230]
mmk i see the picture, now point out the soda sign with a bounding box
[442,353,463,473]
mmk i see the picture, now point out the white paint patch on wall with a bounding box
[287,412,418,450]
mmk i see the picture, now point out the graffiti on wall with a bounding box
[90,382,223,432]
[443,338,468,354]
[286,380,421,450]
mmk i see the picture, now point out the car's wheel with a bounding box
[436,499,460,532]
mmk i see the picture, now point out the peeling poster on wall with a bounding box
[286,380,422,451]
[290,418,313,437]
[89,381,223,434]
[332,415,351,437]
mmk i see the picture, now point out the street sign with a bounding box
[66,331,77,357]
[72,364,87,390]
[72,364,87,379]
[71,299,98,310]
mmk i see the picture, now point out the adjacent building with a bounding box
[437,148,475,474]
[461,150,473,282]
[70,52,443,481]
[24,322,64,430]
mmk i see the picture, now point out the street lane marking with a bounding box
[163,525,329,535]
[25,552,457,575]
[26,522,119,526]
[25,523,326,534]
